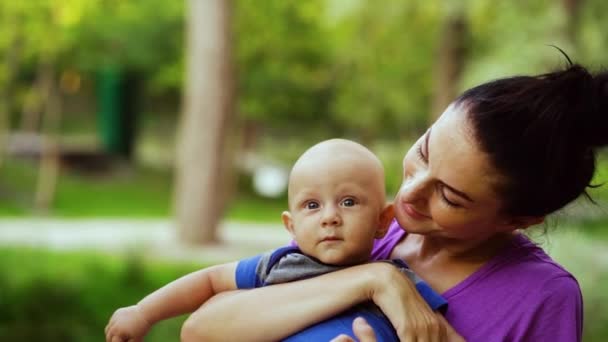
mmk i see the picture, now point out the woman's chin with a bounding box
[396,218,444,237]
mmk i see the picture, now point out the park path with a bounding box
[1,218,608,271]
[0,218,290,264]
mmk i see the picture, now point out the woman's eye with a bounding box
[439,187,460,208]
[441,194,459,208]
[416,143,427,162]
[305,201,320,210]
[341,198,356,207]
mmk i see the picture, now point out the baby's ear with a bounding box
[375,204,394,238]
[281,211,296,238]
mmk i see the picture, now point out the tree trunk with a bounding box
[35,62,62,213]
[0,15,22,169]
[20,61,46,133]
[174,0,235,244]
[430,11,467,122]
[563,0,583,51]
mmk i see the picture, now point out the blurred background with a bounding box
[0,0,607,341]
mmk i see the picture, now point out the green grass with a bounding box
[0,246,204,342]
[226,194,286,223]
[0,158,285,222]
[0,159,172,217]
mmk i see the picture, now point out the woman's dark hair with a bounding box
[455,61,608,217]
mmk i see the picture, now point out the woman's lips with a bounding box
[402,203,430,220]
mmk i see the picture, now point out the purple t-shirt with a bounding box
[372,220,583,341]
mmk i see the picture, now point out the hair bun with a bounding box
[589,71,608,147]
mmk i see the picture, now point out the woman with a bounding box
[181,61,606,341]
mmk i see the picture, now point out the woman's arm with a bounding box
[181,262,447,342]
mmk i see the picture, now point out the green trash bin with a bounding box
[96,66,138,159]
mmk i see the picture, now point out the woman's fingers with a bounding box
[330,334,356,342]
[330,317,378,342]
[352,317,377,342]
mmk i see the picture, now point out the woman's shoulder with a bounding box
[444,234,583,341]
[446,233,580,299]
[498,233,576,281]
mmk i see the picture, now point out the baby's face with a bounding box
[283,147,386,266]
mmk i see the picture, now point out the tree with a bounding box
[173,0,234,244]
[233,0,330,147]
[430,5,468,121]
[329,1,442,140]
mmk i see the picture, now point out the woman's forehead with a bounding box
[429,106,505,201]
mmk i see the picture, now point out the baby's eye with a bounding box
[305,201,320,210]
[341,198,356,207]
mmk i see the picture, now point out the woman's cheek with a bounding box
[430,208,467,233]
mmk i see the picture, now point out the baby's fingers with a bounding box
[104,323,114,342]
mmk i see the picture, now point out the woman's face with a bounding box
[394,104,516,242]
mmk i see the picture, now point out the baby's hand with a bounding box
[105,305,152,342]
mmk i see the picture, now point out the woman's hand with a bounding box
[329,316,465,342]
[330,317,377,342]
[367,262,448,342]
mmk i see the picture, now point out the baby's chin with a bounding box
[317,252,369,266]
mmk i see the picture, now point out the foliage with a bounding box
[233,0,333,130]
[68,0,185,92]
[2,0,608,136]
[1,0,608,217]
[329,2,441,139]
[0,247,202,342]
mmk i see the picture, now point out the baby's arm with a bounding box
[105,261,237,342]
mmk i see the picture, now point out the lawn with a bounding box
[0,158,285,222]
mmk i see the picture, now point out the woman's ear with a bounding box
[375,204,395,238]
[281,211,296,238]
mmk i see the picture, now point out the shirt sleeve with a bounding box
[415,280,448,312]
[371,220,406,260]
[518,276,583,341]
[234,254,264,289]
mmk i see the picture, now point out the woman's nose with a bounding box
[321,205,342,227]
[399,171,431,203]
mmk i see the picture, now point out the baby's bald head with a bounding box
[288,139,386,210]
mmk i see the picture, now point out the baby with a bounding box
[105,139,445,342]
